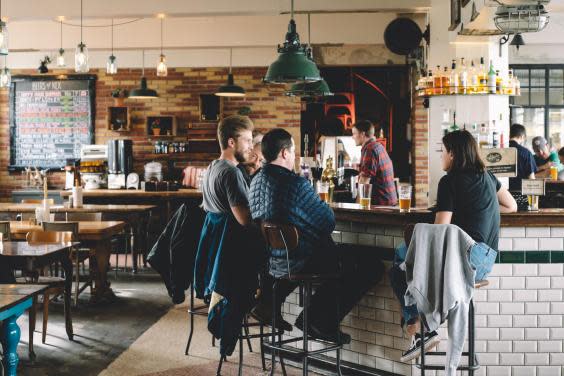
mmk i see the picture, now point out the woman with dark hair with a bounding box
[390,130,517,362]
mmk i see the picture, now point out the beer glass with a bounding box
[358,184,372,209]
[399,185,412,213]
[550,166,558,181]
[317,181,330,202]
[528,195,539,211]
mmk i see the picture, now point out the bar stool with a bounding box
[260,221,344,376]
[416,280,489,376]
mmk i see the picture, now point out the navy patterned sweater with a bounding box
[249,163,335,277]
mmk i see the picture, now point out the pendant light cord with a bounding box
[290,0,294,20]
[111,18,114,55]
[228,48,232,74]
[141,49,145,76]
[80,0,83,44]
[60,20,63,49]
[160,18,163,55]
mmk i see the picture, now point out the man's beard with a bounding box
[234,149,247,163]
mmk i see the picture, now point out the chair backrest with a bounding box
[21,198,55,205]
[0,221,10,241]
[260,221,299,253]
[42,221,79,238]
[66,212,102,222]
[26,230,74,244]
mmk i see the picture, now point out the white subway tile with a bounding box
[358,354,375,368]
[486,366,512,376]
[476,352,500,365]
[351,222,367,233]
[487,340,513,352]
[525,353,549,366]
[539,238,564,251]
[513,238,539,251]
[501,302,525,315]
[476,327,499,340]
[366,225,385,235]
[488,290,513,302]
[550,328,564,340]
[551,277,564,288]
[526,328,550,340]
[514,340,538,353]
[526,302,551,314]
[375,235,394,248]
[474,340,488,352]
[512,366,537,376]
[492,264,513,276]
[393,362,411,376]
[375,358,394,373]
[513,315,538,328]
[539,290,563,302]
[498,238,513,251]
[474,290,488,302]
[539,341,563,353]
[540,264,564,276]
[485,277,500,289]
[501,227,526,237]
[550,302,564,314]
[474,315,488,328]
[384,227,403,236]
[500,328,525,340]
[550,353,564,366]
[488,315,514,327]
[536,366,562,376]
[513,289,538,302]
[358,233,375,246]
[341,349,359,363]
[366,344,385,358]
[341,232,359,244]
[331,231,342,243]
[500,353,525,365]
[335,222,351,231]
[527,277,551,289]
[527,228,552,237]
[500,277,526,289]
[550,227,564,237]
[514,264,539,276]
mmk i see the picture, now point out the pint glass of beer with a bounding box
[317,181,330,202]
[358,184,372,209]
[551,166,558,181]
[399,185,412,213]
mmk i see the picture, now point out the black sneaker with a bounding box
[249,302,293,332]
[400,331,440,363]
[294,315,352,345]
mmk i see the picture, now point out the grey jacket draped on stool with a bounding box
[403,223,476,376]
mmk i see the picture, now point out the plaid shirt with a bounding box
[360,138,397,206]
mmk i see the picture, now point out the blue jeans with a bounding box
[389,241,497,324]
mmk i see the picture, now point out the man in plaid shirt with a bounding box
[352,120,398,206]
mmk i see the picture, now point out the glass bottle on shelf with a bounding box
[495,70,503,94]
[470,123,480,144]
[449,60,459,95]
[441,66,450,95]
[478,57,487,94]
[459,58,468,95]
[479,123,489,148]
[449,111,459,132]
[488,60,497,94]
[417,71,427,93]
[433,65,443,95]
[505,69,515,95]
[514,73,521,96]
[469,60,479,94]
[425,70,434,96]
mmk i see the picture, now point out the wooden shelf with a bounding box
[107,106,131,132]
[136,152,217,162]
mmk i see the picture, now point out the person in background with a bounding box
[390,130,517,362]
[249,128,384,344]
[351,120,397,206]
[238,133,264,184]
[532,136,563,178]
[508,123,537,191]
[558,147,564,180]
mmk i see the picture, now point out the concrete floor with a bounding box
[13,267,173,376]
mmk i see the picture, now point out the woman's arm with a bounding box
[434,211,453,224]
[497,186,518,213]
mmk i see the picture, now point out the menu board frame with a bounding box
[8,74,96,171]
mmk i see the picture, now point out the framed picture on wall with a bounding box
[146,115,177,137]
[449,0,461,31]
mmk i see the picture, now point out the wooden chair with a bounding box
[64,213,103,282]
[25,230,74,344]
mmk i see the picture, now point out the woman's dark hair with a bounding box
[262,128,293,162]
[559,147,564,157]
[442,130,485,173]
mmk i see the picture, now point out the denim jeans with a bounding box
[389,241,497,324]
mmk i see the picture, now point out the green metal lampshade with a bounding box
[264,19,322,84]
[286,79,333,98]
[215,73,246,97]
[129,77,158,99]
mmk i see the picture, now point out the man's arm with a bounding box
[231,205,252,226]
[435,211,453,224]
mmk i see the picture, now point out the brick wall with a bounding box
[0,67,301,201]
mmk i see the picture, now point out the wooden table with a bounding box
[0,204,155,273]
[0,284,48,371]
[9,221,126,303]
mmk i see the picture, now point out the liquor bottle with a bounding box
[478,57,487,94]
[417,71,427,94]
[470,60,479,94]
[470,123,480,144]
[459,58,468,94]
[449,111,459,132]
[488,60,497,94]
[495,70,503,94]
[505,69,515,95]
[514,73,521,96]
[479,123,489,148]
[441,66,450,95]
[426,70,434,96]
[449,60,459,95]
[434,65,443,95]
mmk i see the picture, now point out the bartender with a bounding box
[351,120,397,206]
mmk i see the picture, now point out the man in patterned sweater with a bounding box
[249,128,384,344]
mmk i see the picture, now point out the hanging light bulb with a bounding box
[75,0,89,73]
[57,19,65,67]
[0,0,9,55]
[0,56,10,88]
[156,16,167,77]
[106,19,117,74]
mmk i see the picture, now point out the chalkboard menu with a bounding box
[9,75,96,170]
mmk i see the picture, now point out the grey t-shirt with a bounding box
[202,159,249,214]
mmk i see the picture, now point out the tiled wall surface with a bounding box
[281,220,564,376]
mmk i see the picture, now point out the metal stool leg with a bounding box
[185,285,195,355]
[216,355,226,376]
[469,299,475,376]
[270,280,278,376]
[419,316,425,376]
[335,280,343,376]
[260,324,267,371]
[238,330,244,376]
[243,315,253,352]
[278,332,287,376]
[302,282,310,376]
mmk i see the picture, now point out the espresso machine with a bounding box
[107,139,133,189]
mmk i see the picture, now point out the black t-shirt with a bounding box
[436,170,501,250]
[508,140,538,191]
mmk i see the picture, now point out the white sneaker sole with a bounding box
[400,336,441,363]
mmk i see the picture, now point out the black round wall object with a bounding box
[384,18,423,55]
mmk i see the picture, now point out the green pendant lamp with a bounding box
[286,14,331,98]
[216,48,245,97]
[130,50,158,99]
[263,0,321,84]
